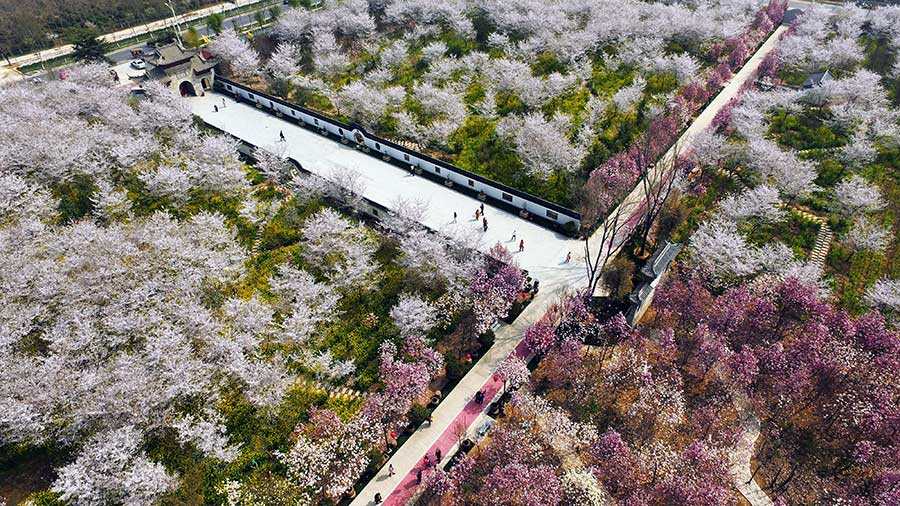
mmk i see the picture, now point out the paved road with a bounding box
[4,1,279,83]
[4,0,269,68]
[106,8,275,65]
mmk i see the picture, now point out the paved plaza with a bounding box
[191,93,587,293]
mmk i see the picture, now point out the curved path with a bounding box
[188,24,786,506]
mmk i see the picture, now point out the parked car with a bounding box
[130,59,146,70]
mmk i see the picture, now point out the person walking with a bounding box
[214,104,219,112]
[374,493,383,504]
[519,239,524,252]
[565,251,571,263]
[475,390,484,404]
[480,202,485,214]
[388,464,395,476]
[475,209,480,220]
[279,130,286,142]
[424,455,431,468]
[435,448,442,463]
[453,211,457,223]
[510,230,516,242]
[416,469,423,484]
[221,97,227,108]
[482,217,488,232]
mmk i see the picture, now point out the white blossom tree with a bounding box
[718,185,786,224]
[208,30,260,78]
[301,208,380,290]
[832,174,886,218]
[173,410,241,462]
[52,426,177,506]
[390,293,437,337]
[843,216,891,255]
[496,113,586,179]
[266,42,301,81]
[864,278,900,323]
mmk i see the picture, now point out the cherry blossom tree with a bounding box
[831,174,886,218]
[840,132,877,170]
[208,30,260,78]
[479,462,562,506]
[300,208,380,290]
[278,409,377,502]
[266,42,301,81]
[612,77,645,113]
[52,425,177,506]
[269,264,338,345]
[494,355,530,395]
[173,410,241,462]
[390,293,438,337]
[865,278,900,324]
[253,143,292,184]
[469,245,524,334]
[496,113,586,179]
[687,218,795,287]
[717,184,786,224]
[843,216,891,256]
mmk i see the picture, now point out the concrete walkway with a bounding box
[730,391,775,506]
[190,93,587,294]
[188,23,787,506]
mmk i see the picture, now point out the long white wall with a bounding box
[218,80,582,232]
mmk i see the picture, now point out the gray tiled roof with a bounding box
[802,70,831,89]
[782,8,804,25]
[639,241,683,280]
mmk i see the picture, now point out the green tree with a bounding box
[268,6,282,20]
[183,26,201,48]
[206,13,224,34]
[71,29,108,63]
[254,9,266,26]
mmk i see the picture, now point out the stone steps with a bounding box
[296,378,368,401]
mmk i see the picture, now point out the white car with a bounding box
[130,59,146,70]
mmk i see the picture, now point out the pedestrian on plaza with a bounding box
[565,251,571,263]
[375,493,383,504]
[416,469,423,484]
[465,353,472,363]
[214,105,219,112]
[480,202,485,214]
[483,217,488,231]
[475,390,484,404]
[475,209,480,220]
[453,211,457,223]
[510,230,516,242]
[424,455,431,467]
[222,97,227,108]
[388,464,395,476]
[435,448,442,462]
[519,239,524,252]
[279,130,286,142]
